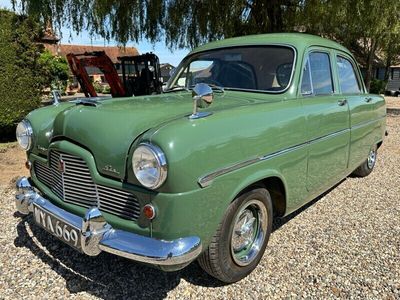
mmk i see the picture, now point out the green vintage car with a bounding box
[15,33,386,283]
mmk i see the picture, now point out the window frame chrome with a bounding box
[300,49,336,97]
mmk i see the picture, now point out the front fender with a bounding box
[151,147,307,249]
[227,168,288,208]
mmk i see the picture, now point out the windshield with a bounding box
[167,46,295,93]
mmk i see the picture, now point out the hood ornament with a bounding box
[189,83,214,119]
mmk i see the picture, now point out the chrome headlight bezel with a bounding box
[132,143,168,190]
[16,119,33,151]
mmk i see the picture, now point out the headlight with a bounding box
[16,120,33,150]
[132,143,167,189]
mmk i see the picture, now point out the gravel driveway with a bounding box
[0,115,399,299]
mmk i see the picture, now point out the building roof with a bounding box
[39,22,60,44]
[44,44,139,63]
[160,63,175,69]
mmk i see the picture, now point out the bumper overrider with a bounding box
[15,177,202,270]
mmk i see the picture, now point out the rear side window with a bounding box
[336,56,361,94]
[301,52,334,95]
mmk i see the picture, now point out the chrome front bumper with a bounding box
[15,177,202,269]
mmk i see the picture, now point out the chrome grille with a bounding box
[34,151,140,221]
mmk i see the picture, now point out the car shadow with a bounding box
[272,179,345,232]
[13,179,345,299]
[14,214,224,299]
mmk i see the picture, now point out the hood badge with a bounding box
[57,159,65,173]
[102,165,120,175]
[37,145,47,152]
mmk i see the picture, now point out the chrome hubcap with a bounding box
[367,149,376,169]
[230,199,267,266]
[232,210,256,252]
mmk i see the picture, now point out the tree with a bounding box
[38,49,70,92]
[300,0,400,90]
[0,9,45,140]
[381,26,400,81]
[9,0,400,91]
[164,0,299,48]
[11,0,299,48]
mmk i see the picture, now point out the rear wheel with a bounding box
[352,145,377,177]
[198,188,273,283]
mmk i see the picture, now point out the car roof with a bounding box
[189,33,350,55]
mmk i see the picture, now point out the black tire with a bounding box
[352,145,377,177]
[198,188,273,283]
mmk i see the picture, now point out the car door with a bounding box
[300,49,351,193]
[334,53,374,170]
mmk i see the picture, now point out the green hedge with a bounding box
[0,10,45,140]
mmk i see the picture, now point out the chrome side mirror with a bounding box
[189,83,213,119]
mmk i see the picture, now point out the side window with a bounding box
[336,56,361,94]
[301,59,312,94]
[301,52,334,95]
[309,52,334,95]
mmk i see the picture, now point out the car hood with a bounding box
[31,91,266,179]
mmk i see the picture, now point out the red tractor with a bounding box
[66,51,162,98]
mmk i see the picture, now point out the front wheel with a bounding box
[352,145,377,177]
[198,188,273,283]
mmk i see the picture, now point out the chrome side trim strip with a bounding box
[308,128,349,145]
[198,128,350,188]
[199,157,260,188]
[351,115,386,130]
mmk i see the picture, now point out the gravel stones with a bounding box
[0,116,399,299]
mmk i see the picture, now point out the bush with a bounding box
[102,84,111,94]
[369,79,387,94]
[93,81,104,93]
[0,10,45,140]
[38,49,70,94]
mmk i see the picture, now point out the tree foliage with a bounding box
[0,9,45,138]
[164,0,298,48]
[9,0,400,91]
[38,49,70,91]
[11,0,299,48]
[300,0,400,89]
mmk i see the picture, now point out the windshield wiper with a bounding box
[165,83,225,94]
[188,83,225,94]
[164,85,190,93]
[206,84,225,94]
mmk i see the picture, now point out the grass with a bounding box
[0,141,17,150]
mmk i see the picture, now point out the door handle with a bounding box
[365,97,372,103]
[338,99,347,106]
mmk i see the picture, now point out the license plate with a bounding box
[33,204,82,251]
